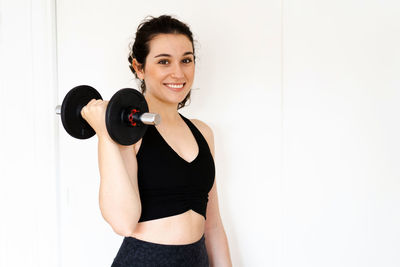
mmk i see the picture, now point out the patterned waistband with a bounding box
[123,234,205,248]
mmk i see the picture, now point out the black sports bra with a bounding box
[136,113,215,222]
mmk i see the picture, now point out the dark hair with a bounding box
[128,15,196,110]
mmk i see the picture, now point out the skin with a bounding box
[82,33,232,265]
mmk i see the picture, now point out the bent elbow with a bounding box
[114,227,134,237]
[112,221,139,237]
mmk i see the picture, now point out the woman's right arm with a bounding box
[81,99,141,236]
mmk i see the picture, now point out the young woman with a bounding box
[81,15,232,266]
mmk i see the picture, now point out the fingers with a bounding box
[81,98,103,117]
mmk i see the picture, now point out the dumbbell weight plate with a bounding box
[106,88,148,145]
[61,85,102,139]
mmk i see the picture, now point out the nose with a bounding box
[170,62,184,79]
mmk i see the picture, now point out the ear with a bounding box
[132,59,145,80]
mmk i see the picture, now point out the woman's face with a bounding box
[138,33,195,106]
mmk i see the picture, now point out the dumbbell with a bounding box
[55,85,161,145]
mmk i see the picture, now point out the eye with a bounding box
[182,58,193,64]
[158,59,169,65]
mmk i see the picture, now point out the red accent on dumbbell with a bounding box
[128,109,140,126]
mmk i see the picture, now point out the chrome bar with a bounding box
[140,113,161,126]
[55,105,61,115]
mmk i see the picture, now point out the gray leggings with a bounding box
[111,234,209,267]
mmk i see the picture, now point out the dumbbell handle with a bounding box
[133,112,161,126]
[55,105,61,115]
[55,105,160,126]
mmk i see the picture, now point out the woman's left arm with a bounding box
[192,119,233,267]
[204,178,233,267]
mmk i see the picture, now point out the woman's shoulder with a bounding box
[189,118,213,137]
[189,118,215,155]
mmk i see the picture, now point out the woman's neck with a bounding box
[144,93,182,126]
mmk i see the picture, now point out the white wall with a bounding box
[0,0,60,266]
[1,0,399,266]
[281,1,400,266]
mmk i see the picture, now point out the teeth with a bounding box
[166,83,184,89]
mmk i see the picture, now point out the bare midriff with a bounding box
[129,210,205,245]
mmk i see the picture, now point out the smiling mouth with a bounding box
[164,83,185,89]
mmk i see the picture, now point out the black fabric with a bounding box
[137,113,215,222]
[111,234,209,267]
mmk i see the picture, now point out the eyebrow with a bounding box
[154,52,194,58]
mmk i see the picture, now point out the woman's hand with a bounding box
[80,99,111,141]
